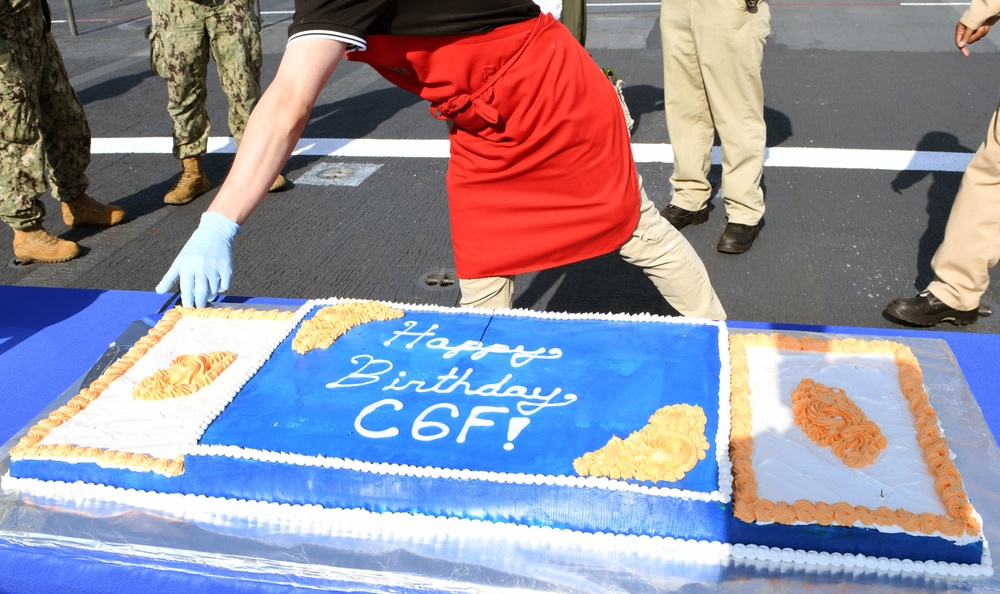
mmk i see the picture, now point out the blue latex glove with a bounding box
[156,212,241,307]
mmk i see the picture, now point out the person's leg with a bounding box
[205,0,261,146]
[0,21,80,262]
[205,0,286,191]
[926,102,1000,311]
[36,29,90,203]
[148,0,214,204]
[0,30,48,232]
[618,179,727,319]
[0,142,46,232]
[31,27,125,227]
[693,0,769,226]
[660,0,715,214]
[149,0,212,160]
[459,276,516,309]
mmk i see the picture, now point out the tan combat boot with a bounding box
[268,173,288,193]
[12,226,81,263]
[62,194,126,227]
[164,156,213,205]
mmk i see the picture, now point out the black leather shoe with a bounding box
[662,204,709,230]
[883,291,978,327]
[717,221,761,254]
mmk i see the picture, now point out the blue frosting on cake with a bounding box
[201,308,724,494]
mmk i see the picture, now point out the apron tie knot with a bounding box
[431,91,502,131]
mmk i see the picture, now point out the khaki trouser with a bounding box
[147,0,262,159]
[926,100,1000,311]
[0,0,91,230]
[460,179,727,320]
[660,0,769,225]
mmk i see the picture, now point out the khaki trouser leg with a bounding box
[661,0,769,224]
[661,2,715,212]
[927,101,1000,311]
[459,184,726,319]
[459,276,516,309]
[619,181,727,319]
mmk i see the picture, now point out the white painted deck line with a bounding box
[90,137,975,172]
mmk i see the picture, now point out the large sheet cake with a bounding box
[4,299,992,577]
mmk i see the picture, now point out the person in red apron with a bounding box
[156,1,725,320]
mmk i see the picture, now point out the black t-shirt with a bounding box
[288,0,541,50]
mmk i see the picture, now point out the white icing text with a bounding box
[383,320,563,367]
[329,320,577,450]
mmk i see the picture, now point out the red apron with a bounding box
[347,13,640,279]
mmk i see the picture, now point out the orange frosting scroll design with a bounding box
[573,404,710,483]
[292,301,405,354]
[790,378,887,468]
[133,350,238,400]
[728,332,979,537]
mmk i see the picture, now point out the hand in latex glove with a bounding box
[156,212,241,307]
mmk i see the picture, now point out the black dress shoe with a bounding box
[662,204,709,230]
[883,291,978,327]
[717,221,761,254]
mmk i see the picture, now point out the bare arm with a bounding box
[156,38,348,306]
[209,38,348,224]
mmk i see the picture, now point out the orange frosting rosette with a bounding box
[790,378,887,468]
[292,301,404,354]
[574,404,710,483]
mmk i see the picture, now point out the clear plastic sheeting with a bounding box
[1,329,999,593]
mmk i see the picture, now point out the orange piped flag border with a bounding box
[729,333,979,538]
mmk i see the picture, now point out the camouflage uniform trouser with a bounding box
[0,0,91,230]
[147,0,262,159]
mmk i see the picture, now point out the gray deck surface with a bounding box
[5,0,1000,332]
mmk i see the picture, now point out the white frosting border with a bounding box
[185,443,718,501]
[3,474,991,578]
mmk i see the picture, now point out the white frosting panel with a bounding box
[746,347,948,517]
[38,316,293,460]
